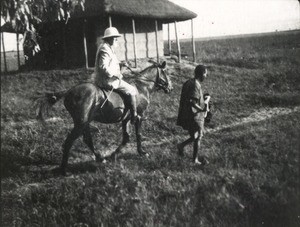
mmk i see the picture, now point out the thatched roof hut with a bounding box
[1,22,23,72]
[72,0,197,22]
[35,0,197,68]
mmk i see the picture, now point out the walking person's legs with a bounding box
[193,130,202,163]
[192,119,209,165]
[177,130,194,157]
[178,117,208,165]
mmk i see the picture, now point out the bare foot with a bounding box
[194,157,209,165]
[194,158,202,165]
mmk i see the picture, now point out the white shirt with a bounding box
[92,42,121,87]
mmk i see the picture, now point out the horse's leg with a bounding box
[135,118,147,155]
[109,120,131,161]
[60,124,84,175]
[122,120,131,145]
[83,124,104,162]
[119,120,131,148]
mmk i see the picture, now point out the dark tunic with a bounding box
[177,78,206,131]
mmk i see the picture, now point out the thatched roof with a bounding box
[73,0,197,22]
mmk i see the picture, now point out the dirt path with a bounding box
[7,105,300,149]
[143,105,300,147]
[207,105,300,133]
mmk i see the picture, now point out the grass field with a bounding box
[1,30,300,226]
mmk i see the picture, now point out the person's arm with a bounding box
[190,98,206,112]
[204,95,211,111]
[189,80,206,113]
[119,61,129,68]
[190,95,210,113]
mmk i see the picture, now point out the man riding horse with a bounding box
[92,27,140,124]
[36,32,172,174]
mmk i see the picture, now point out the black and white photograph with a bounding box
[1,0,300,226]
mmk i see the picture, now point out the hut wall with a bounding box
[65,19,86,67]
[92,16,164,64]
[86,16,108,66]
[39,20,86,68]
[39,16,164,68]
[39,22,65,68]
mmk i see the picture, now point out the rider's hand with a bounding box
[120,62,129,68]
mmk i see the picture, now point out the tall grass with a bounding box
[1,31,300,226]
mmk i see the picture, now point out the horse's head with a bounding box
[153,61,173,93]
[134,61,173,93]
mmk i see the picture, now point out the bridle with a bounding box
[154,67,169,92]
[126,64,170,92]
[100,63,171,109]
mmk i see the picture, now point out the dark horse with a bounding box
[36,61,172,175]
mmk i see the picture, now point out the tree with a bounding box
[1,0,77,32]
[1,0,83,62]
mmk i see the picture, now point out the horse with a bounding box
[36,61,172,175]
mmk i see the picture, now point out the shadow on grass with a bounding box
[112,148,213,174]
[1,153,103,179]
[1,153,57,178]
[66,161,100,175]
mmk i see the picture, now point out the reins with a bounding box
[125,65,166,88]
[100,78,121,108]
[100,87,114,108]
[100,64,167,108]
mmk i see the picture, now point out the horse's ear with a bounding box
[160,61,166,69]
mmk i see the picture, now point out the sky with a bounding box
[1,0,300,51]
[164,0,300,40]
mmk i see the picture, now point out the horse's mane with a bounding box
[125,64,157,84]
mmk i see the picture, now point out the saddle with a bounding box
[97,86,131,108]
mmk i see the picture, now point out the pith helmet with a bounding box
[102,27,121,39]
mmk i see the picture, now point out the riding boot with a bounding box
[129,95,139,124]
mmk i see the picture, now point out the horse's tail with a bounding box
[35,90,67,121]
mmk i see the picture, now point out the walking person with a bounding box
[176,64,210,165]
[92,27,140,124]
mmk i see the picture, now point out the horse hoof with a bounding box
[131,115,141,124]
[177,144,184,157]
[141,116,148,121]
[55,167,67,176]
[139,150,148,157]
[202,158,210,165]
[194,157,209,166]
[106,153,118,162]
[51,167,65,176]
[95,155,104,163]
[194,159,202,165]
